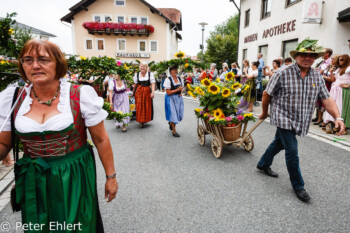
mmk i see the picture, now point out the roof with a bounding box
[0,18,56,37]
[61,0,182,31]
[157,8,181,24]
[338,7,350,23]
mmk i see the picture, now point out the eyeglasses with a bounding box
[20,56,52,65]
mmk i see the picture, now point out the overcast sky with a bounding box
[0,0,240,56]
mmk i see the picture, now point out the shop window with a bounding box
[261,0,271,19]
[85,39,93,50]
[245,9,250,27]
[115,0,125,6]
[242,49,247,64]
[96,39,105,51]
[150,41,158,52]
[117,39,126,51]
[259,45,268,64]
[138,40,147,52]
[282,39,298,60]
[287,0,301,6]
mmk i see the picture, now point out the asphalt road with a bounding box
[1,94,350,232]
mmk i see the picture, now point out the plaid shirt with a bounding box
[265,63,330,136]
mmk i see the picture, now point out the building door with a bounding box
[259,45,268,65]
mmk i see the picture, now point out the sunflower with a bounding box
[184,63,189,68]
[201,78,211,87]
[225,72,235,82]
[216,78,221,83]
[195,108,202,112]
[222,88,230,98]
[175,51,185,58]
[188,91,195,98]
[212,108,224,118]
[8,28,13,35]
[187,83,193,91]
[195,87,204,96]
[208,83,220,95]
[231,83,241,90]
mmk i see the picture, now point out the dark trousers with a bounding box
[257,127,305,191]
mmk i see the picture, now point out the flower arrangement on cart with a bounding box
[189,72,257,150]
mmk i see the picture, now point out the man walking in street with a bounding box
[257,53,265,95]
[256,39,346,202]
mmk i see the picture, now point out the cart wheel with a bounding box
[197,125,206,146]
[211,136,223,159]
[242,135,254,152]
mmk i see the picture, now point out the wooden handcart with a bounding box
[197,117,264,158]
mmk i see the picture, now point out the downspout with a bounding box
[230,0,241,61]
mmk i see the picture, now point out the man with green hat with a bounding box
[256,38,346,202]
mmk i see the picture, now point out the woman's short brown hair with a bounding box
[18,39,67,83]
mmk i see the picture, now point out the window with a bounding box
[282,39,298,60]
[261,0,271,19]
[94,16,101,22]
[242,49,247,63]
[93,15,112,22]
[150,41,158,52]
[245,9,250,27]
[115,0,125,6]
[130,17,138,24]
[85,39,93,50]
[96,39,105,51]
[138,40,147,52]
[117,39,126,51]
[105,16,112,22]
[140,17,148,25]
[259,45,268,64]
[286,0,301,6]
[117,16,125,23]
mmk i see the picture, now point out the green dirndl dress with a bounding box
[244,78,256,103]
[342,87,350,128]
[13,85,103,233]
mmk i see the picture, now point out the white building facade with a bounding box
[238,0,350,67]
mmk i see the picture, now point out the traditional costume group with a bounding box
[0,79,107,232]
[109,78,130,128]
[164,76,184,126]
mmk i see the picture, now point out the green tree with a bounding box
[204,14,239,67]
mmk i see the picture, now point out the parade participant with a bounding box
[109,74,130,132]
[240,59,251,84]
[323,54,350,135]
[0,39,118,231]
[164,65,184,137]
[284,57,293,66]
[219,65,229,82]
[199,67,207,81]
[243,61,259,112]
[257,39,345,202]
[133,62,155,128]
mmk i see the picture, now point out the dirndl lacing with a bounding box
[21,136,69,157]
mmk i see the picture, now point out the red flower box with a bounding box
[82,22,154,33]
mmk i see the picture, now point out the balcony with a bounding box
[83,22,154,37]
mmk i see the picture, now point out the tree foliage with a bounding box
[204,14,239,68]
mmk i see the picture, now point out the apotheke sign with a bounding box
[116,53,150,58]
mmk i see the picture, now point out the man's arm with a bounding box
[322,97,346,135]
[259,91,271,119]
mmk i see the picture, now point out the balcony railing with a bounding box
[83,22,154,37]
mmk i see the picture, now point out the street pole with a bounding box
[199,22,208,63]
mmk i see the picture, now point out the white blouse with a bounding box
[0,79,108,133]
[133,72,156,84]
[163,76,184,90]
[108,79,126,91]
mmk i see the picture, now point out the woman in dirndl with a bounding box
[164,65,184,137]
[133,63,155,128]
[243,61,259,112]
[0,39,118,232]
[109,74,130,132]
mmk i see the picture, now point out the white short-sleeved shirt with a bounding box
[133,72,156,84]
[249,69,259,78]
[163,76,184,90]
[0,79,108,133]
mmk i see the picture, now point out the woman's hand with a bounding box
[105,177,118,202]
[340,84,350,88]
[150,92,154,98]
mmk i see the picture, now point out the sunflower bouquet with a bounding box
[189,77,255,126]
[103,102,132,122]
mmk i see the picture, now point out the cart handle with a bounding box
[237,119,265,147]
